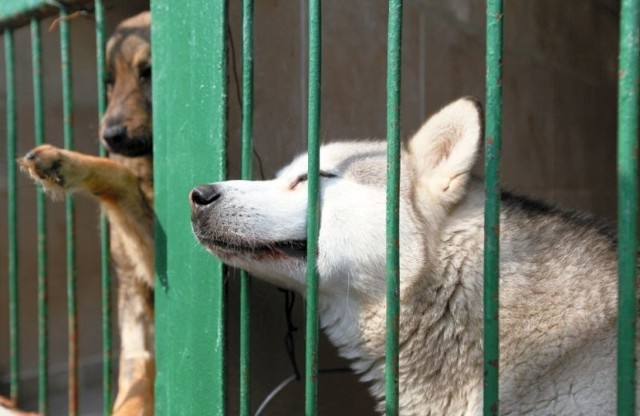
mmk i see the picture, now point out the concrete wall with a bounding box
[1,0,620,414]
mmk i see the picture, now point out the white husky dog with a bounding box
[190,98,634,415]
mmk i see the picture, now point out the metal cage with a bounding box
[1,1,639,415]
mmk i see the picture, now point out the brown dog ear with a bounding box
[408,97,483,207]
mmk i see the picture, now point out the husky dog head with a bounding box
[190,98,482,410]
[190,98,482,297]
[190,98,629,415]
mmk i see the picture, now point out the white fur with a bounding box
[191,98,637,415]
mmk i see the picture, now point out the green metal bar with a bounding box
[240,0,254,414]
[94,1,112,414]
[59,10,78,416]
[305,0,321,414]
[5,28,19,405]
[484,0,503,415]
[617,0,640,414]
[385,1,402,415]
[152,0,228,414]
[31,17,48,416]
[0,0,87,31]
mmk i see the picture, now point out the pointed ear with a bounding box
[408,97,483,206]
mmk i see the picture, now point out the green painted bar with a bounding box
[152,0,228,414]
[94,1,113,414]
[0,0,51,16]
[305,0,321,414]
[617,0,640,414]
[240,0,254,414]
[385,1,402,414]
[483,0,503,415]
[59,10,79,416]
[0,0,86,30]
[31,17,48,415]
[5,28,19,404]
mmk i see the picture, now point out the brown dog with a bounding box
[19,12,154,416]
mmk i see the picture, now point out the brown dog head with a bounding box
[102,11,152,157]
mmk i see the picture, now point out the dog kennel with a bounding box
[0,0,638,415]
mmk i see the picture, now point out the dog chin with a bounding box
[202,238,307,262]
[102,136,152,157]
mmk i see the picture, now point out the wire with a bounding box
[279,288,302,381]
[227,20,266,181]
[254,368,352,415]
[228,19,351,415]
[254,374,297,416]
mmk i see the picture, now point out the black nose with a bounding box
[190,185,221,206]
[102,125,127,144]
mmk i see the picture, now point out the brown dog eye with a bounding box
[139,66,151,82]
[105,74,114,88]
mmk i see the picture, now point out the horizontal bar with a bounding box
[617,0,640,414]
[0,0,89,31]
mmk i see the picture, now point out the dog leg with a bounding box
[112,279,154,416]
[19,144,155,283]
[20,145,155,415]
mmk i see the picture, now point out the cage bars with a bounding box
[58,10,79,415]
[93,0,113,414]
[1,2,639,416]
[30,17,49,415]
[385,1,402,415]
[240,0,254,414]
[617,0,640,414]
[5,27,19,405]
[483,0,503,415]
[152,0,228,414]
[305,0,321,414]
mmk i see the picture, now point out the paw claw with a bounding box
[18,145,72,199]
[24,150,38,161]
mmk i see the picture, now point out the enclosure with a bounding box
[0,0,637,415]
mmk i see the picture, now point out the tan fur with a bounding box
[18,12,154,416]
[0,396,39,416]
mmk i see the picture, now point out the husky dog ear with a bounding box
[408,97,482,207]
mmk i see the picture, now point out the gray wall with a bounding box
[1,0,620,414]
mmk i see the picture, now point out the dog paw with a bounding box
[18,144,77,200]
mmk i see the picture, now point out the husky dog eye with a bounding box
[290,171,337,190]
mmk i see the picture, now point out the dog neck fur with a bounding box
[313,99,485,415]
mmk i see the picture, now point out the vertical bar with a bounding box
[5,28,19,405]
[385,1,402,415]
[617,0,639,414]
[59,9,78,416]
[152,0,228,414]
[484,0,503,415]
[239,0,254,414]
[31,18,48,416]
[305,0,321,414]
[94,1,112,414]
